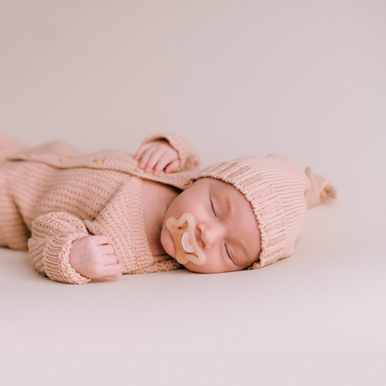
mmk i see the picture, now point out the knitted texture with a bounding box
[199,154,338,268]
[0,133,198,284]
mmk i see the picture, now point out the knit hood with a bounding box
[198,154,338,268]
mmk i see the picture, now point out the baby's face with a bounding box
[160,178,261,273]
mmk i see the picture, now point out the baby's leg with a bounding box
[0,131,29,163]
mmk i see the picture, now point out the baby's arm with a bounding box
[28,212,122,284]
[135,134,200,174]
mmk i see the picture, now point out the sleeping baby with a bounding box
[0,131,337,284]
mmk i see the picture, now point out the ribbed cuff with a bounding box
[44,232,91,284]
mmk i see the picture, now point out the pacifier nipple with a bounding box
[165,213,207,265]
[182,232,194,253]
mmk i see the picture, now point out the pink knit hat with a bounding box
[198,154,338,269]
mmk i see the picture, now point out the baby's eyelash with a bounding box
[225,244,232,261]
[210,196,217,217]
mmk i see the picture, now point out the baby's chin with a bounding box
[182,262,212,274]
[183,261,244,274]
[182,263,201,273]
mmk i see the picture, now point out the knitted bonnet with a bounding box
[198,154,338,269]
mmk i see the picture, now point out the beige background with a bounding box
[1,1,385,385]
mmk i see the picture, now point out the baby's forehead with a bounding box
[193,177,229,189]
[192,177,250,205]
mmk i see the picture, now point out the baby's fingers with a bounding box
[93,274,122,281]
[164,159,180,173]
[152,153,177,175]
[134,143,152,160]
[103,253,120,265]
[137,147,159,171]
[142,148,167,172]
[98,273,123,281]
[101,262,124,278]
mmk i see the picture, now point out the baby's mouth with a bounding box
[165,213,206,265]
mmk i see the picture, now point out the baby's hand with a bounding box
[134,140,180,175]
[69,235,123,281]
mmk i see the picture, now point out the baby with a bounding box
[0,131,337,284]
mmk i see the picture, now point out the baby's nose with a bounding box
[198,223,222,249]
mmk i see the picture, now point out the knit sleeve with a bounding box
[28,212,91,284]
[141,133,200,172]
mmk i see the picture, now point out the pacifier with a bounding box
[165,212,207,265]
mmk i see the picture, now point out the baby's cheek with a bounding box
[184,257,217,274]
[160,228,176,258]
